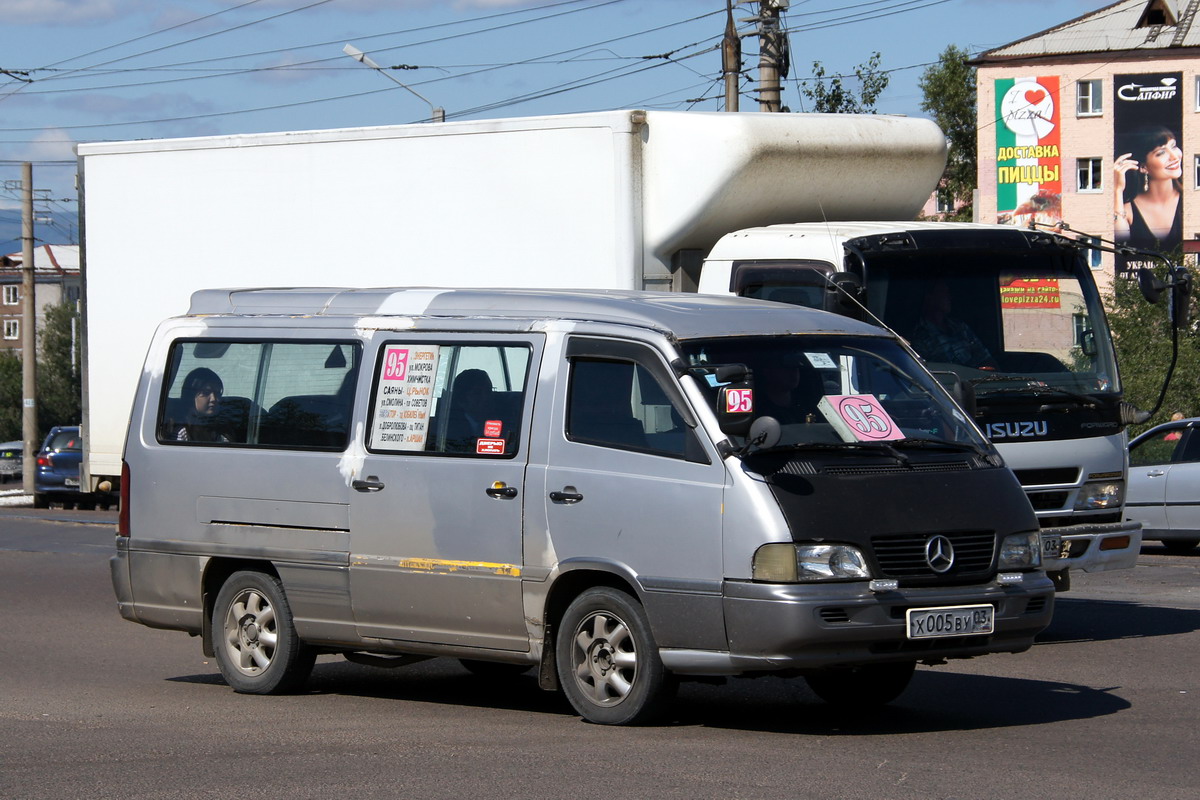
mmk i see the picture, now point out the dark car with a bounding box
[34,426,86,509]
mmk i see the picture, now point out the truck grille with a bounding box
[870,531,996,579]
[1028,491,1069,510]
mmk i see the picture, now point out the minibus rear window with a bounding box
[157,340,361,450]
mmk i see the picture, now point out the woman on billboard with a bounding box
[1114,126,1183,251]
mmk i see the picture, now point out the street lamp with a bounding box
[343,43,445,123]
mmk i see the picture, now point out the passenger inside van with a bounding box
[172,367,231,443]
[443,369,499,453]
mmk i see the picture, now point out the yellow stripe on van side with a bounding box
[395,558,521,578]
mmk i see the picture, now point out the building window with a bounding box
[935,189,954,215]
[1077,158,1103,192]
[1080,235,1104,269]
[1194,155,1200,187]
[1077,79,1103,116]
[3,319,18,340]
[2,285,17,306]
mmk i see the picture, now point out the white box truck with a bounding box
[77,109,1144,588]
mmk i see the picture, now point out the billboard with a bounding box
[995,76,1062,227]
[1113,72,1183,278]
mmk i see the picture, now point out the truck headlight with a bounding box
[1074,481,1123,511]
[998,531,1041,570]
[753,543,871,582]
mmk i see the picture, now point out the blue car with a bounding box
[33,426,85,509]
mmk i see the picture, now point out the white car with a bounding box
[1126,418,1200,555]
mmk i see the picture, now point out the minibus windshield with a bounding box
[680,335,988,453]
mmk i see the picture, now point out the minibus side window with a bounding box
[566,356,706,463]
[157,340,360,450]
[366,343,531,457]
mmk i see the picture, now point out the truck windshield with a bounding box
[680,335,988,452]
[860,249,1119,401]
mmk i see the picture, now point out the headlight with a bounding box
[753,543,871,582]
[998,531,1041,570]
[1074,481,1123,511]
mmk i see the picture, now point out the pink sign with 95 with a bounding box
[818,395,903,442]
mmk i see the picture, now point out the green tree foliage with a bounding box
[1105,262,1200,436]
[0,350,19,442]
[800,52,889,114]
[918,45,977,221]
[0,301,82,443]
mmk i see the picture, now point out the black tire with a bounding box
[212,571,315,694]
[556,587,676,725]
[1162,539,1200,555]
[459,659,532,678]
[32,494,49,509]
[806,661,916,709]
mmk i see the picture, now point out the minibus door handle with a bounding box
[549,486,583,504]
[352,476,385,492]
[486,482,519,499]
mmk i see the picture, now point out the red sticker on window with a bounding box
[476,438,506,455]
[484,419,503,438]
[726,388,753,414]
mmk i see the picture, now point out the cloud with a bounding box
[0,0,122,24]
[52,91,215,120]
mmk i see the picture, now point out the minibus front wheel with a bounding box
[556,587,677,725]
[212,570,316,694]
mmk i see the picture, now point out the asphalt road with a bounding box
[1,507,1197,800]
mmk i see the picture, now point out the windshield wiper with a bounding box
[889,437,991,459]
[973,383,1100,409]
[752,440,914,467]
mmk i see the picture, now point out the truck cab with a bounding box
[701,222,1143,589]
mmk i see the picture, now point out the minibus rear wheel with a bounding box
[805,660,916,709]
[556,587,676,725]
[212,571,316,694]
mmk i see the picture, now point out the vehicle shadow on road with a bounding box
[1035,598,1200,644]
[675,669,1130,734]
[168,656,1129,733]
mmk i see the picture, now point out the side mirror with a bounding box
[745,416,781,451]
[1138,267,1166,304]
[932,370,976,417]
[828,271,864,317]
[713,364,755,436]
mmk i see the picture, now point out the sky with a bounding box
[0,0,1103,252]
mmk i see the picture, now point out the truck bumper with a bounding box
[659,573,1054,676]
[1046,520,1142,574]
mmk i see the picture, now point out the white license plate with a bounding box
[1042,534,1063,560]
[64,478,79,487]
[906,604,994,639]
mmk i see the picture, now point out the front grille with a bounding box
[1028,491,1069,510]
[1025,597,1048,615]
[1013,467,1079,486]
[823,460,975,477]
[871,531,996,579]
[1039,512,1123,528]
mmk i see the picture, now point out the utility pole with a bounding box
[756,0,789,112]
[20,162,38,496]
[722,0,741,111]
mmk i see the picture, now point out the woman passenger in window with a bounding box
[175,367,230,442]
[1114,126,1183,252]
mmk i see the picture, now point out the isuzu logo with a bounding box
[925,535,955,573]
[986,421,1048,440]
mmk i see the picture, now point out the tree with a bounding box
[1104,261,1200,436]
[800,52,889,114]
[0,350,19,442]
[918,45,977,221]
[37,300,82,434]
